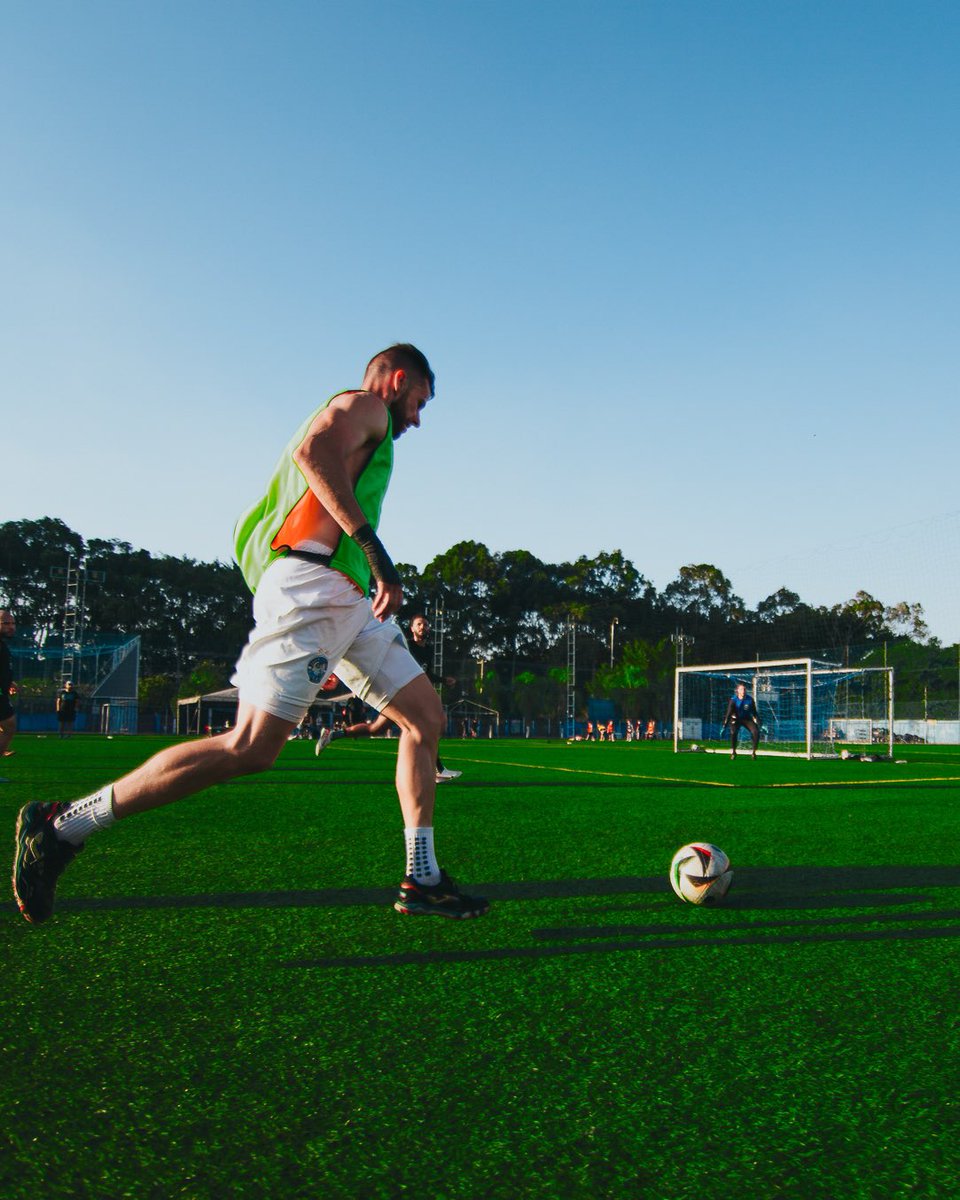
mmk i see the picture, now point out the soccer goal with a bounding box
[674,658,894,759]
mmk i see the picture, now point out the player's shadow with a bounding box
[38,866,960,971]
[726,865,960,909]
[594,864,960,912]
[47,864,960,917]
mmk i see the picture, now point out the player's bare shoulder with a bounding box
[328,389,390,440]
[303,389,390,461]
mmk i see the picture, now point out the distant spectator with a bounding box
[0,610,16,758]
[56,681,79,739]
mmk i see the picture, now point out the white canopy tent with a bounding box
[175,686,344,736]
[175,687,239,736]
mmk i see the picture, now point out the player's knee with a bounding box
[222,731,283,776]
[427,688,445,736]
[407,690,444,744]
[239,743,281,774]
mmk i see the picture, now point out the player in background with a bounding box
[0,610,17,758]
[14,344,489,925]
[56,681,79,739]
[721,681,761,760]
[405,614,461,781]
[316,614,462,783]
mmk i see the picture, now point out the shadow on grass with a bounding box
[279,865,960,968]
[282,920,960,970]
[30,866,960,969]
[48,863,960,914]
[46,875,660,916]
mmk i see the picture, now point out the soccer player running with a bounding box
[13,344,489,924]
[405,614,461,781]
[721,681,761,760]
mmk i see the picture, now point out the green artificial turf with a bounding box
[2,734,959,1199]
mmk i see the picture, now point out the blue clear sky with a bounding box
[4,0,958,644]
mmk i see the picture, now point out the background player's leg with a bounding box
[749,719,760,757]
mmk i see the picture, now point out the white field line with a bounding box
[333,745,960,790]
[427,755,737,788]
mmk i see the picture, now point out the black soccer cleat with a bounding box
[12,802,83,925]
[394,869,490,919]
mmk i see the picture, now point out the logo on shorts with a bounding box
[307,656,329,684]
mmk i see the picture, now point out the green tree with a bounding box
[0,518,86,648]
[663,564,744,621]
[561,550,648,602]
[513,670,541,725]
[882,600,930,643]
[421,541,500,660]
[139,674,178,714]
[488,550,557,663]
[590,636,675,721]
[84,540,250,679]
[756,588,803,622]
[180,660,228,699]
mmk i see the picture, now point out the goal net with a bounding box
[674,658,894,759]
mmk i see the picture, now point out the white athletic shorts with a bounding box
[231,556,423,724]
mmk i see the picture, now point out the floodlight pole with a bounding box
[51,556,80,685]
[609,616,618,668]
[430,600,445,686]
[671,629,694,668]
[566,618,577,739]
[76,565,105,685]
[51,555,104,686]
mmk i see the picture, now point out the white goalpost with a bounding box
[674,658,894,759]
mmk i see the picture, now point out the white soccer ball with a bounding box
[690,743,699,752]
[669,842,733,906]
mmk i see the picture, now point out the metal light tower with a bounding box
[430,600,445,686]
[565,618,577,738]
[51,555,105,686]
[671,628,694,667]
[54,555,81,684]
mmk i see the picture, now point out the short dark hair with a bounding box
[366,343,435,397]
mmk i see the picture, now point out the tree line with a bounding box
[1,518,955,725]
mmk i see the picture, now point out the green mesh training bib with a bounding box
[234,392,394,595]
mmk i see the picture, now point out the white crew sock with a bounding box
[52,785,117,846]
[404,827,441,886]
